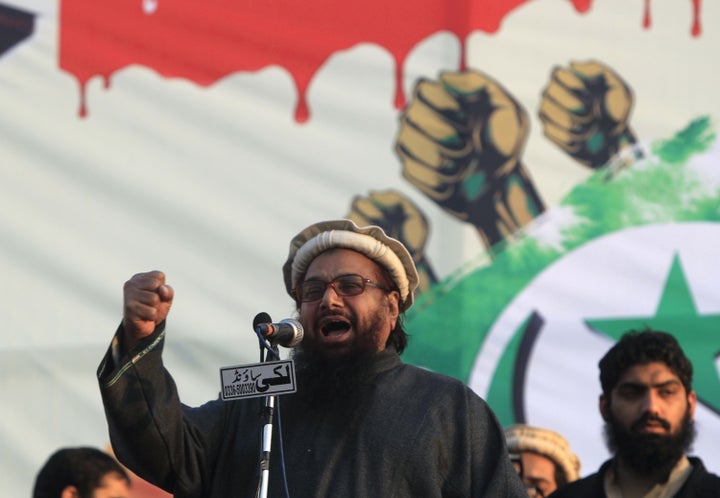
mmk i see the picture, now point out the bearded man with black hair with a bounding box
[549,329,720,498]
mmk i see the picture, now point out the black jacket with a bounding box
[98,322,526,498]
[549,457,720,498]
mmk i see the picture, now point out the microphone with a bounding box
[254,316,304,348]
[253,312,273,330]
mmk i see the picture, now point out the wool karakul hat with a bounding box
[504,424,581,483]
[282,219,419,311]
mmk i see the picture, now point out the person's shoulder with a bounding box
[392,362,494,416]
[547,467,606,498]
[688,456,720,487]
[397,362,470,389]
[547,477,596,497]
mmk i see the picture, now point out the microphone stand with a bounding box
[258,389,277,498]
[256,339,281,498]
[250,312,299,498]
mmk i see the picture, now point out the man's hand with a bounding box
[122,271,174,350]
[539,60,637,168]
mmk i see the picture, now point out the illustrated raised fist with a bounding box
[346,189,437,294]
[396,70,544,248]
[539,60,638,169]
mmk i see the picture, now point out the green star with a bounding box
[586,254,720,415]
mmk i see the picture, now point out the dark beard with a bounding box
[289,345,382,406]
[308,307,389,357]
[604,410,696,482]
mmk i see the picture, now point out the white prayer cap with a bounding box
[283,219,419,311]
[504,424,581,483]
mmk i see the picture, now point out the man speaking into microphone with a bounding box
[97,219,525,497]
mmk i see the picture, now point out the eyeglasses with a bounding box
[297,274,390,302]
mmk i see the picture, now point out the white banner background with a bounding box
[1,1,718,496]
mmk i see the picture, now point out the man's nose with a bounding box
[642,391,662,415]
[319,284,343,307]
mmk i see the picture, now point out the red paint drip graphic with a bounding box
[58,0,702,122]
[643,0,703,37]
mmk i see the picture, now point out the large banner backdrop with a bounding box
[2,0,718,496]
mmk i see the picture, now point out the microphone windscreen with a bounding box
[253,312,273,330]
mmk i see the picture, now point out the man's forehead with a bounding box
[305,248,382,276]
[616,361,682,386]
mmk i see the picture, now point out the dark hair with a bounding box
[599,328,693,396]
[387,314,409,354]
[32,447,129,498]
[555,463,570,488]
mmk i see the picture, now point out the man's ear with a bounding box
[61,485,79,498]
[388,290,400,321]
[599,394,609,421]
[687,389,697,419]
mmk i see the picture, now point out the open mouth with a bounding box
[319,317,351,338]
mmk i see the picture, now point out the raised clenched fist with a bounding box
[539,60,638,169]
[396,70,544,247]
[346,189,437,293]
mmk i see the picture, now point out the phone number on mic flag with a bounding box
[219,360,297,400]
